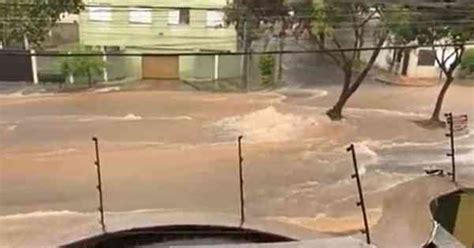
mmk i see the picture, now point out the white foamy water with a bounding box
[0,90,27,98]
[151,116,193,121]
[371,132,473,150]
[297,105,431,120]
[267,208,383,234]
[277,88,329,99]
[78,113,143,122]
[0,90,56,99]
[0,210,89,220]
[316,172,421,211]
[214,106,322,143]
[35,148,78,157]
[5,125,17,131]
[399,148,474,167]
[20,114,193,123]
[93,86,121,93]
[345,141,380,175]
[346,107,428,118]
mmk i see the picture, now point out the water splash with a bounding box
[93,87,121,93]
[35,148,78,157]
[214,106,322,143]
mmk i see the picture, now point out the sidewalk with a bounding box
[376,73,441,87]
[0,78,195,97]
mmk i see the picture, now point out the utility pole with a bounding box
[445,113,456,182]
[347,144,371,244]
[241,16,249,91]
[237,135,245,227]
[92,137,106,233]
[2,3,7,48]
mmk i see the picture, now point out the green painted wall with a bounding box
[80,0,237,52]
[179,55,242,80]
[80,0,239,80]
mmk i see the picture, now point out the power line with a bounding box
[1,2,473,13]
[1,16,472,24]
[0,3,226,11]
[2,42,472,57]
[1,17,472,31]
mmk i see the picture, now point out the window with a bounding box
[418,49,436,66]
[104,46,121,52]
[129,8,152,24]
[206,11,225,28]
[88,6,112,22]
[168,9,190,25]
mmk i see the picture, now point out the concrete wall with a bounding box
[407,49,440,78]
[106,56,128,80]
[218,55,242,79]
[180,54,242,81]
[43,23,80,48]
[180,55,215,79]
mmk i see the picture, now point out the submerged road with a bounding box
[0,81,473,247]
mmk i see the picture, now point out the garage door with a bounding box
[142,56,179,79]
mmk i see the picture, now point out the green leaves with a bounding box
[461,48,474,73]
[387,5,474,46]
[0,0,84,48]
[385,5,416,44]
[61,46,105,84]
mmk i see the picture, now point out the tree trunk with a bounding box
[277,37,284,82]
[326,35,387,121]
[430,76,454,124]
[327,70,352,120]
[327,91,351,120]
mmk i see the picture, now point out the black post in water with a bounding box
[92,137,106,233]
[347,144,371,244]
[237,135,245,227]
[445,113,456,182]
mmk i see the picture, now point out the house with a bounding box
[79,0,242,82]
[373,0,473,81]
[42,13,80,49]
[374,44,474,80]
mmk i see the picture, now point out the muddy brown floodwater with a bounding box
[0,82,473,247]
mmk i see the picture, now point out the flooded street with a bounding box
[0,82,473,247]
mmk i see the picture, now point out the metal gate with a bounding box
[0,50,33,82]
[142,56,179,79]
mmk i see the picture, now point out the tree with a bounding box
[460,48,474,76]
[389,5,474,126]
[384,5,416,73]
[224,0,289,90]
[0,0,83,48]
[61,47,105,88]
[310,0,389,120]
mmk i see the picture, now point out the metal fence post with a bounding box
[445,113,456,183]
[347,144,371,244]
[238,135,245,227]
[92,137,106,233]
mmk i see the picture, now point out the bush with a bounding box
[461,48,474,75]
[61,46,106,87]
[259,54,275,86]
[38,72,65,83]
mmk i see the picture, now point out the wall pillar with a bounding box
[214,54,219,80]
[102,46,108,82]
[31,50,38,84]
